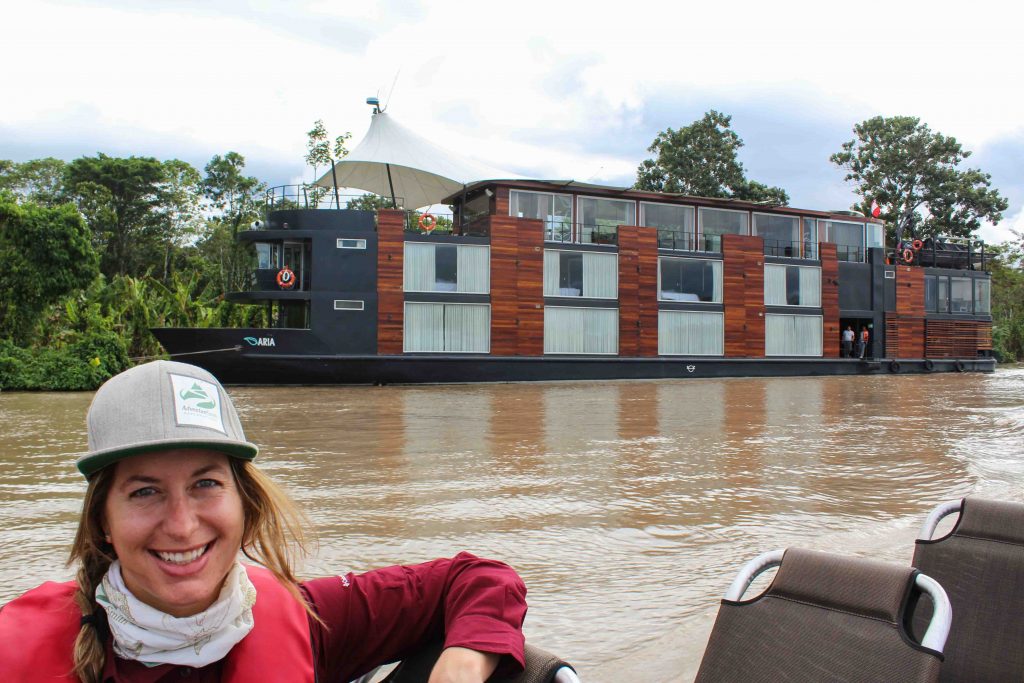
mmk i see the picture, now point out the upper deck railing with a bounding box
[901,238,991,271]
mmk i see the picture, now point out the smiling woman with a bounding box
[0,361,529,683]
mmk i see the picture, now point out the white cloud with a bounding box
[3,0,1022,226]
[981,207,1024,246]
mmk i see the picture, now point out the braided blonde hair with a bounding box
[67,458,315,682]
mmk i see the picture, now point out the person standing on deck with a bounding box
[842,326,855,358]
[859,327,870,358]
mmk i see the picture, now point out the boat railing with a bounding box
[544,222,619,246]
[265,185,408,211]
[763,238,818,260]
[904,237,991,271]
[836,245,866,263]
[657,230,722,254]
[237,266,311,293]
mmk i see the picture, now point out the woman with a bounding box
[0,360,527,682]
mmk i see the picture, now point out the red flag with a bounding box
[870,199,881,218]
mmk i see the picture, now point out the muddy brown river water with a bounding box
[2,370,1023,681]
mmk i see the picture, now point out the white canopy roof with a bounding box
[314,111,525,210]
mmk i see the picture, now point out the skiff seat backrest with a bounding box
[912,496,1024,682]
[370,640,580,683]
[694,547,947,683]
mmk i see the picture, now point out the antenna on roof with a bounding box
[383,70,400,112]
[366,95,381,114]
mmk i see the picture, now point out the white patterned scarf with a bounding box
[95,560,257,668]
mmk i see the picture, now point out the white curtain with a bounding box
[799,267,821,307]
[583,252,617,298]
[543,250,560,296]
[764,265,787,305]
[405,303,489,353]
[404,303,445,351]
[456,245,490,294]
[765,314,822,356]
[544,307,618,354]
[444,304,490,352]
[710,261,723,302]
[404,243,435,292]
[658,311,723,355]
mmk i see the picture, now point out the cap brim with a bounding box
[77,438,258,478]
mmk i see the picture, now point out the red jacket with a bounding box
[0,552,527,682]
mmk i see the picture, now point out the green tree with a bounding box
[154,159,204,282]
[989,237,1024,362]
[831,116,1008,243]
[305,119,352,207]
[0,194,99,343]
[200,152,266,293]
[0,158,68,206]
[635,110,789,205]
[65,154,168,278]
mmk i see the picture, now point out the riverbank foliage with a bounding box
[0,153,267,390]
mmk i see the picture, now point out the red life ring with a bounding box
[276,267,295,289]
[912,239,924,251]
[418,213,437,232]
[902,248,914,263]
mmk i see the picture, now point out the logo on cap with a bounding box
[170,374,227,434]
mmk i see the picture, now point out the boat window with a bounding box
[337,238,367,249]
[699,208,748,243]
[658,258,722,303]
[937,277,950,313]
[802,219,818,260]
[641,203,694,232]
[404,303,490,353]
[543,250,617,299]
[764,265,821,307]
[435,245,458,291]
[544,306,618,354]
[865,223,885,249]
[950,277,972,313]
[404,243,490,294]
[255,243,279,269]
[578,197,635,245]
[822,220,865,262]
[753,214,801,258]
[658,311,723,355]
[924,275,939,313]
[974,278,991,314]
[510,190,573,242]
[461,192,490,224]
[765,314,822,356]
[333,300,365,311]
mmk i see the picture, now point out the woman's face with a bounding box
[103,449,245,617]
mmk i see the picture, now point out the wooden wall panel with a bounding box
[637,228,659,357]
[489,216,543,356]
[489,217,518,356]
[819,242,840,358]
[895,266,925,317]
[926,320,990,358]
[377,210,406,354]
[888,266,926,358]
[618,227,640,357]
[494,187,510,217]
[515,219,544,356]
[723,234,765,358]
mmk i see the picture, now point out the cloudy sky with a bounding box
[3,0,1022,242]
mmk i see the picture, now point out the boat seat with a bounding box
[694,548,949,683]
[352,640,580,683]
[912,497,1024,682]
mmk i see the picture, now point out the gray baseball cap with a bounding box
[77,360,258,478]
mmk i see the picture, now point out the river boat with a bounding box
[152,112,995,384]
